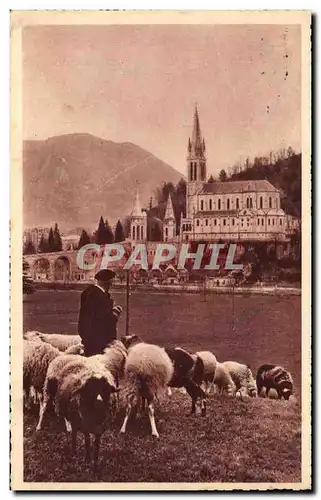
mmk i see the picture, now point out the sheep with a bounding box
[256,364,294,400]
[120,334,174,438]
[36,339,127,431]
[53,356,118,471]
[165,347,207,416]
[23,338,84,421]
[213,362,236,397]
[24,330,81,352]
[222,361,257,398]
[195,351,217,395]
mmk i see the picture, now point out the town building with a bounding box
[23,226,50,251]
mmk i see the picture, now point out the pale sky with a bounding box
[23,24,301,175]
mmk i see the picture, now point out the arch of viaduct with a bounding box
[24,250,97,283]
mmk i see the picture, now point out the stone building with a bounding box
[179,106,299,243]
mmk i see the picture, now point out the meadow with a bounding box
[23,290,301,484]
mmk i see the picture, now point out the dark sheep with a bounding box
[164,347,207,416]
[256,364,294,400]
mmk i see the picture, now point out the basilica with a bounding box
[130,106,299,243]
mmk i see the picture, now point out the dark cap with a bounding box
[94,269,116,282]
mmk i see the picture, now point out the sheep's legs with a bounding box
[147,403,159,438]
[93,435,101,472]
[120,403,132,434]
[36,393,50,431]
[84,433,91,462]
[71,429,77,454]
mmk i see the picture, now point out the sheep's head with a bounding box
[81,372,119,405]
[121,334,142,349]
[282,388,292,400]
[23,330,42,341]
[65,343,85,355]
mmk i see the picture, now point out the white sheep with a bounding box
[24,330,81,351]
[23,338,84,422]
[222,361,258,398]
[195,351,217,395]
[213,362,236,397]
[36,339,127,431]
[120,334,174,438]
[53,356,118,471]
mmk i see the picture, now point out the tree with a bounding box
[23,239,36,255]
[114,220,125,243]
[105,219,114,244]
[219,169,227,182]
[48,228,55,252]
[94,216,114,245]
[23,259,35,295]
[78,229,91,249]
[53,223,63,252]
[38,234,48,253]
[208,175,215,183]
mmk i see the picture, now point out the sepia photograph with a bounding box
[10,10,311,490]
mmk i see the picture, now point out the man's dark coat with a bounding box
[78,284,117,356]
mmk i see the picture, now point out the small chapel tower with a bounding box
[130,189,147,241]
[163,193,176,242]
[186,105,207,218]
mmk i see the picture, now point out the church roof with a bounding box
[201,180,278,194]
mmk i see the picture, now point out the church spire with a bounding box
[188,104,205,158]
[164,193,175,220]
[131,188,146,217]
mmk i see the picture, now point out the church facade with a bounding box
[179,106,298,243]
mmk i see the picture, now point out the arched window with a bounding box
[250,198,253,208]
[141,226,144,239]
[227,198,230,210]
[132,226,135,240]
[218,199,221,210]
[190,163,193,181]
[165,228,168,237]
[209,199,212,210]
[136,226,140,240]
[276,198,278,209]
[269,197,272,209]
[200,200,204,211]
[236,198,239,209]
[196,219,200,227]
[260,196,263,209]
[246,198,250,209]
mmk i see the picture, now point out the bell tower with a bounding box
[130,189,147,241]
[163,193,176,242]
[186,105,206,218]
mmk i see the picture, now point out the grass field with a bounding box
[23,290,301,483]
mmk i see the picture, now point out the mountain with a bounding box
[23,134,183,232]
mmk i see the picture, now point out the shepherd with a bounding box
[78,269,122,357]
